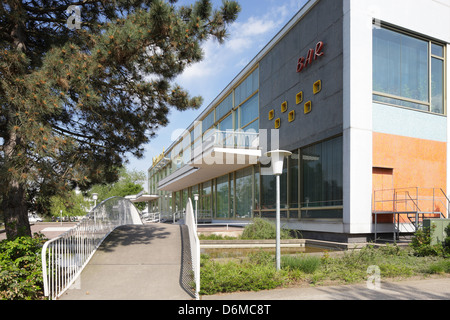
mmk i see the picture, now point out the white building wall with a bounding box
[343,0,450,234]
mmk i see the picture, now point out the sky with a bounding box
[126,0,308,189]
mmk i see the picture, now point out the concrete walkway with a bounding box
[59,224,195,300]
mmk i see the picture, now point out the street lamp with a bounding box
[194,194,199,226]
[92,193,98,228]
[92,193,98,208]
[265,150,292,271]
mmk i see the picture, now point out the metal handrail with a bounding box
[142,211,161,223]
[184,198,200,300]
[41,197,143,300]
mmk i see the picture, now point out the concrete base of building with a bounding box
[298,231,415,244]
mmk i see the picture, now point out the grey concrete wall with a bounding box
[259,0,344,151]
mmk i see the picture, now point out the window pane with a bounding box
[254,167,260,211]
[432,43,444,57]
[240,93,259,128]
[301,136,343,208]
[216,175,229,218]
[235,167,253,219]
[373,27,429,104]
[235,68,259,106]
[289,151,299,208]
[431,58,444,114]
[219,113,233,131]
[261,162,287,210]
[182,189,188,209]
[216,94,233,121]
[201,184,211,215]
[373,94,429,111]
[202,111,215,134]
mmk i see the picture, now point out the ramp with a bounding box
[58,224,195,300]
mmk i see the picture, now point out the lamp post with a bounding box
[92,193,98,208]
[265,150,292,271]
[194,194,199,226]
[92,193,98,227]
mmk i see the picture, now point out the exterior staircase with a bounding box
[373,187,448,240]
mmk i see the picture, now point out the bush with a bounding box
[444,224,450,256]
[241,218,292,240]
[410,226,444,257]
[0,233,47,300]
[199,254,287,295]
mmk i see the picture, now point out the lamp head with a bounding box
[264,150,292,175]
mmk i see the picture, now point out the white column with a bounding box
[343,0,373,235]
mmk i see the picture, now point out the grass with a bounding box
[199,244,450,296]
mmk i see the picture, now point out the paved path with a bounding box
[202,277,450,300]
[0,222,77,241]
[59,224,195,300]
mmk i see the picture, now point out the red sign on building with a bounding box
[296,41,324,73]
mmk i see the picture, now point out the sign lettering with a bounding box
[296,41,324,73]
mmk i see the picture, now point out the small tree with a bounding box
[89,167,147,210]
[410,226,444,257]
[49,191,90,221]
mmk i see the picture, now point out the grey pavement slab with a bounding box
[59,224,195,300]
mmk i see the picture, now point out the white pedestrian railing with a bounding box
[41,197,143,300]
[142,211,161,223]
[184,198,200,300]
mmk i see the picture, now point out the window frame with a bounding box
[372,23,447,116]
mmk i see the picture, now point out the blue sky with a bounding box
[127,0,308,187]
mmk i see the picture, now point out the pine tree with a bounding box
[0,0,240,239]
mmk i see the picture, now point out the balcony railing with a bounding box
[202,129,260,150]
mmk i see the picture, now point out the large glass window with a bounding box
[235,68,259,106]
[216,175,229,218]
[260,161,288,210]
[289,151,299,209]
[239,93,259,129]
[301,136,343,211]
[202,111,215,134]
[216,93,233,122]
[235,167,253,219]
[201,181,212,214]
[373,25,446,114]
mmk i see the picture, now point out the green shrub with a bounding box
[199,254,287,295]
[241,218,292,240]
[247,250,274,265]
[281,255,321,274]
[0,233,47,300]
[444,224,450,255]
[410,226,444,257]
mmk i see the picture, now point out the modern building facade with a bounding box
[148,0,450,242]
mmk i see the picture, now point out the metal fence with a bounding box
[41,197,143,300]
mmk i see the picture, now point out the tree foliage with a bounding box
[0,0,240,239]
[89,167,147,210]
[49,190,90,219]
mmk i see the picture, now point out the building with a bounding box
[148,0,450,242]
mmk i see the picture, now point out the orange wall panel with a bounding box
[373,132,447,192]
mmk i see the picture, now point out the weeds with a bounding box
[200,244,450,296]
